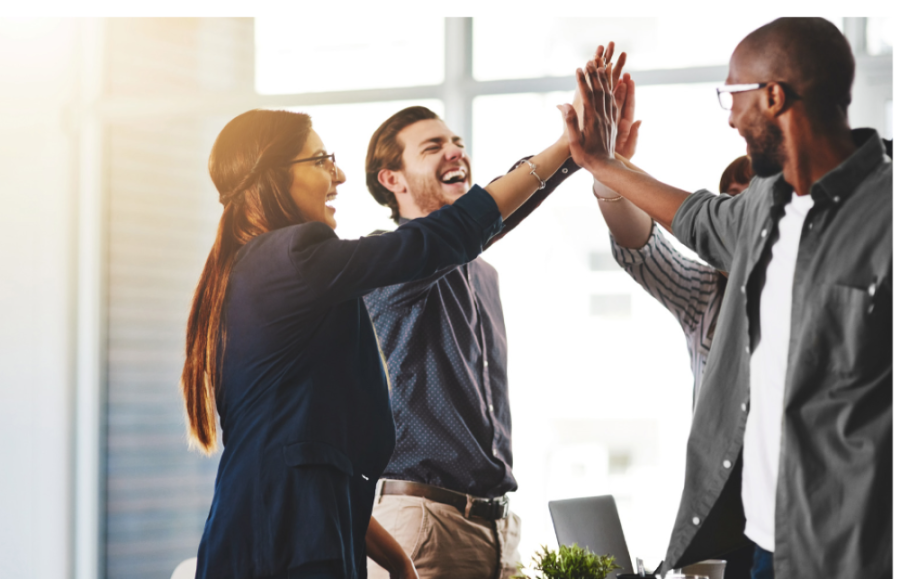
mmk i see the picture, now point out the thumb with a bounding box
[623,120,641,158]
[558,104,584,156]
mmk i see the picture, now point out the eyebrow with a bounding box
[418,136,464,150]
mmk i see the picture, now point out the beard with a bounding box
[407,173,452,215]
[405,160,471,215]
[745,118,786,178]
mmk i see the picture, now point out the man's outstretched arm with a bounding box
[560,58,690,230]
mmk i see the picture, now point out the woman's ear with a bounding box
[378,168,406,195]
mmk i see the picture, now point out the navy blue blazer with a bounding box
[195,187,503,579]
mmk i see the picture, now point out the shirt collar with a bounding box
[770,128,886,207]
[397,217,411,226]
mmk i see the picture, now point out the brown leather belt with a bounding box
[379,479,510,521]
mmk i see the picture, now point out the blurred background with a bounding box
[0,16,892,579]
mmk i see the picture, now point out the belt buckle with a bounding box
[495,495,509,519]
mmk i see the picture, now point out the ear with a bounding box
[766,83,790,118]
[377,168,407,196]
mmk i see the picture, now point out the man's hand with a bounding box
[559,57,620,175]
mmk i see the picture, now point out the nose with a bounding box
[445,143,465,162]
[728,111,735,129]
[333,164,347,184]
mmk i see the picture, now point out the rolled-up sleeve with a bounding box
[671,188,747,273]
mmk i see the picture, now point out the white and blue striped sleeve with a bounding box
[610,223,720,337]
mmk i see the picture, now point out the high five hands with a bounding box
[560,42,641,171]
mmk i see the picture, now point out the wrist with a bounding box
[592,178,622,201]
[586,155,622,180]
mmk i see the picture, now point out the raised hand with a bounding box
[615,73,641,160]
[586,42,641,160]
[559,57,619,175]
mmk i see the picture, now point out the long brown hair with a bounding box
[182,109,312,454]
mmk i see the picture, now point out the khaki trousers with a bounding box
[367,494,522,579]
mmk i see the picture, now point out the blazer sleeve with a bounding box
[288,185,502,307]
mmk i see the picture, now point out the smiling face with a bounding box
[288,129,345,230]
[395,119,471,215]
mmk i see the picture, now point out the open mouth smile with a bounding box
[440,167,468,185]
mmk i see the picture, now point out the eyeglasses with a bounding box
[716,82,801,110]
[716,83,766,110]
[288,152,337,173]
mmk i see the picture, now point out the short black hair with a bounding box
[739,18,854,131]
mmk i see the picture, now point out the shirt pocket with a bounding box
[817,282,890,380]
[283,440,354,475]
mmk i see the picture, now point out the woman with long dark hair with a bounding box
[182,109,571,579]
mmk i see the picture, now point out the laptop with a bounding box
[548,495,634,575]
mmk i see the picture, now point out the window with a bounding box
[255,17,445,94]
[867,17,894,55]
[473,16,843,80]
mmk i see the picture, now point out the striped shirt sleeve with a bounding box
[610,223,724,403]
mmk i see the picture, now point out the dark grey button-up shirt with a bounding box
[664,129,892,579]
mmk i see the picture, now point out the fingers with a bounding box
[594,44,605,67]
[612,50,627,87]
[576,67,596,117]
[618,119,642,160]
[621,75,636,125]
[613,74,628,116]
[607,64,618,123]
[558,103,584,159]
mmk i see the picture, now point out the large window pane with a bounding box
[255,17,444,94]
[472,84,748,563]
[474,17,843,81]
[867,17,894,55]
[284,100,444,239]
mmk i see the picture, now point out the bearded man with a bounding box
[361,105,579,579]
[563,18,892,579]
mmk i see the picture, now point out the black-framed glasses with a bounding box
[288,152,337,172]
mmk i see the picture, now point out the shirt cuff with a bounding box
[454,184,504,238]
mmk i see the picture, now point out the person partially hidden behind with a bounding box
[361,101,585,579]
[564,18,891,579]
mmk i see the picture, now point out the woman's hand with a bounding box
[559,55,621,176]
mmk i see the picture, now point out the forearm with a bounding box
[588,159,689,230]
[484,137,570,220]
[366,516,414,577]
[593,178,652,249]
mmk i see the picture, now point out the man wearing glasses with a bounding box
[562,17,892,579]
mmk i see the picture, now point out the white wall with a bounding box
[0,18,80,579]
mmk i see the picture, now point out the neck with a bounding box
[781,115,856,196]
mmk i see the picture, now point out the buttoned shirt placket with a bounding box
[466,262,501,462]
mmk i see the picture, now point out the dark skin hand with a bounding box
[560,53,690,230]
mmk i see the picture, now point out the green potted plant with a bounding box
[513,544,622,579]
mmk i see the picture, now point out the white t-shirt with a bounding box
[742,191,815,552]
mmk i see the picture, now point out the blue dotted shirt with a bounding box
[364,158,580,498]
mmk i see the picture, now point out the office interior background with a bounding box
[0,16,892,579]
